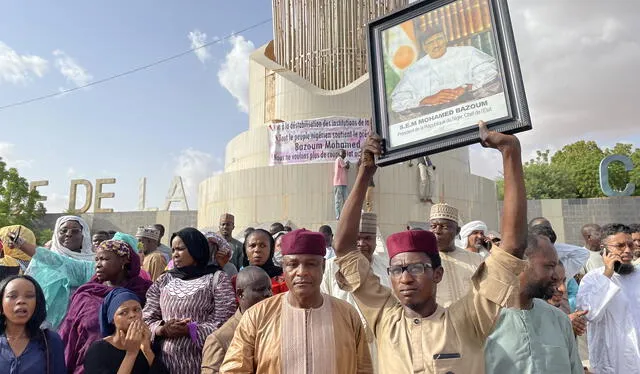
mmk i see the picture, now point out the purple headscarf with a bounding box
[58,238,152,374]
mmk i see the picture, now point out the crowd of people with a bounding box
[0,123,639,373]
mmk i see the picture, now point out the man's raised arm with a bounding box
[334,136,381,257]
[479,122,527,258]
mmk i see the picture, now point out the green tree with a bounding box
[523,150,578,199]
[495,141,640,200]
[37,228,53,245]
[551,141,605,198]
[0,158,46,228]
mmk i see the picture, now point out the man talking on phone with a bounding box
[457,220,491,258]
[576,223,640,374]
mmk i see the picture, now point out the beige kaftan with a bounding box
[437,247,484,307]
[335,246,526,374]
[220,292,372,374]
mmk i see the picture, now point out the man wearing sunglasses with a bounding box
[576,223,640,374]
[333,122,528,373]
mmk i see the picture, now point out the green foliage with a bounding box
[0,158,46,228]
[523,150,578,199]
[551,141,605,198]
[496,179,504,200]
[495,141,639,200]
[37,228,53,246]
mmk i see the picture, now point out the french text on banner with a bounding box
[268,117,371,165]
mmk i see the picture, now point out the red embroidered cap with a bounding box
[281,229,326,257]
[386,230,438,260]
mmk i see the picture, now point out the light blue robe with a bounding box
[485,298,583,373]
[26,247,94,329]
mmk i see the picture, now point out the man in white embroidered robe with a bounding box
[220,229,371,373]
[577,223,640,374]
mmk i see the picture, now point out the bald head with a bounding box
[236,266,271,290]
[529,217,551,229]
[581,223,602,251]
[236,266,273,312]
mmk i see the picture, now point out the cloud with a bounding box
[43,192,70,214]
[66,167,76,177]
[173,149,223,208]
[188,30,212,63]
[0,142,34,169]
[470,1,639,179]
[0,41,48,84]
[53,50,93,87]
[217,35,255,113]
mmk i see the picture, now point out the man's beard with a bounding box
[616,263,635,275]
[527,281,555,300]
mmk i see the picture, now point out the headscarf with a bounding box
[112,232,143,255]
[58,239,152,373]
[50,215,94,261]
[456,220,488,249]
[0,225,36,261]
[168,227,220,281]
[242,229,283,278]
[99,288,141,337]
[272,231,287,267]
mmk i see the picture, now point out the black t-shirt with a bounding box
[84,340,167,374]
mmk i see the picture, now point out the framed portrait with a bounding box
[368,0,532,166]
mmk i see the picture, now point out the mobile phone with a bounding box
[603,247,622,272]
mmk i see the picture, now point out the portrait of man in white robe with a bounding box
[389,23,501,115]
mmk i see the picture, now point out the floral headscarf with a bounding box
[97,240,132,260]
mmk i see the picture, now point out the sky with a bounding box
[0,0,639,213]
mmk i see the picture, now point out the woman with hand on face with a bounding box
[84,288,166,374]
[0,275,66,374]
[59,239,153,374]
[242,229,288,294]
[143,228,236,374]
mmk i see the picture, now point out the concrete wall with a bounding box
[37,211,197,245]
[199,43,499,240]
[500,197,640,245]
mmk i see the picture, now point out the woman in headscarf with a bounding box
[0,275,66,374]
[0,225,36,271]
[272,230,287,267]
[47,215,95,260]
[58,239,152,374]
[242,229,288,294]
[202,230,238,276]
[143,227,236,374]
[84,288,166,374]
[113,232,152,281]
[8,219,96,329]
[0,239,21,281]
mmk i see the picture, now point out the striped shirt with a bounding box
[143,271,237,374]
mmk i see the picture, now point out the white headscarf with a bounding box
[456,220,488,249]
[50,215,94,261]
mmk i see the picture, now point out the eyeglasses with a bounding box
[387,263,433,277]
[604,242,634,251]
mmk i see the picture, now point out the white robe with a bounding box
[321,253,390,374]
[391,46,498,112]
[576,266,640,374]
[554,243,590,279]
[581,249,605,275]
